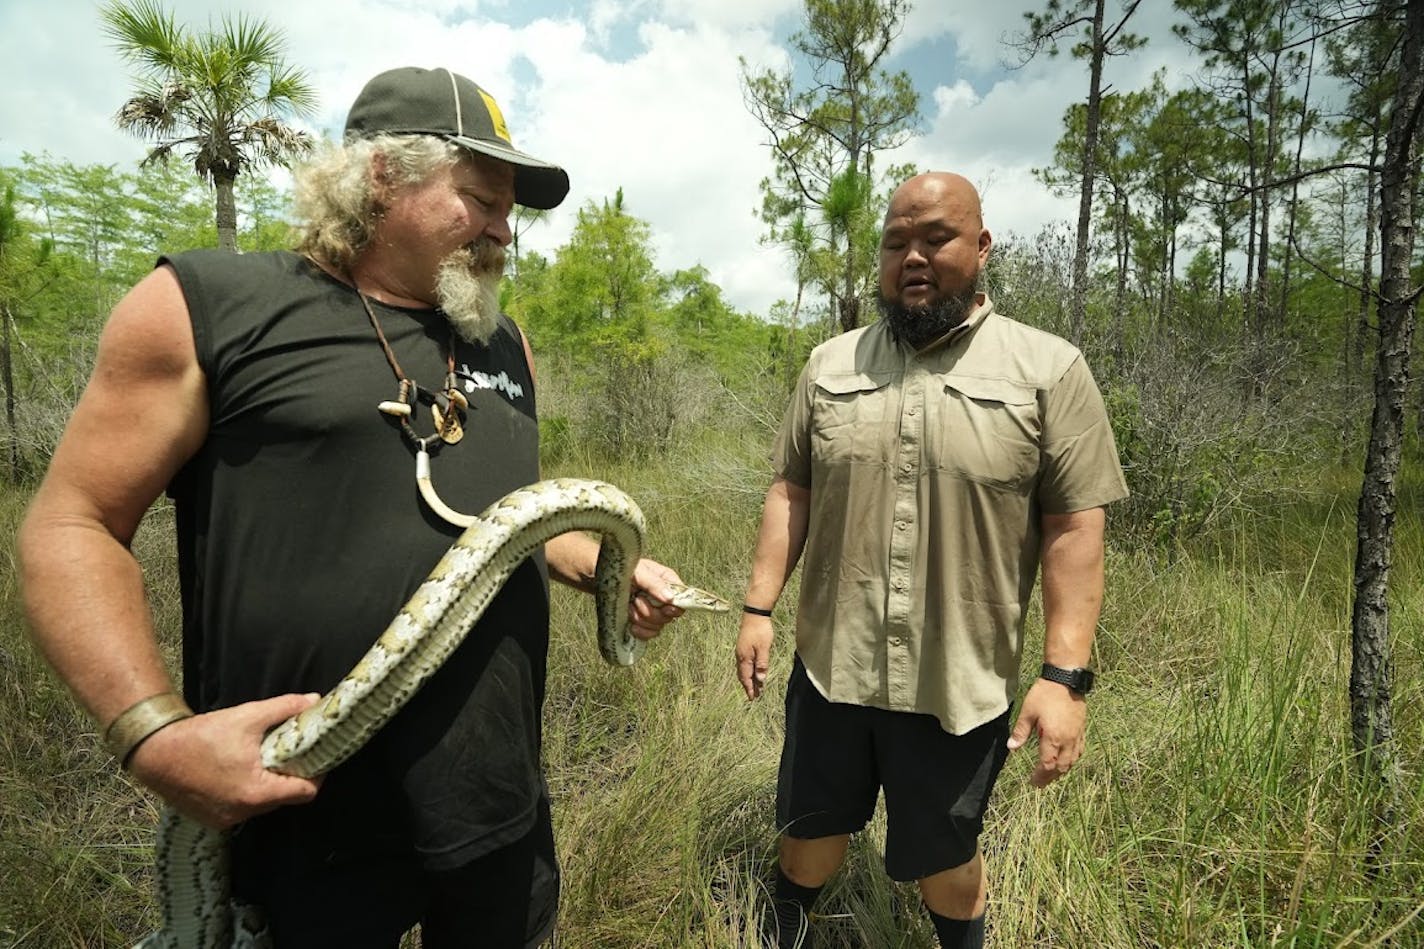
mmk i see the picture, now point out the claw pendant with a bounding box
[432,397,464,445]
[433,378,467,445]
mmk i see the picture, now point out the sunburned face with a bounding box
[877,173,991,348]
[370,152,516,325]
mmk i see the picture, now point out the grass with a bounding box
[2,443,1422,947]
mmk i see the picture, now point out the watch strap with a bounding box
[1040,663,1094,695]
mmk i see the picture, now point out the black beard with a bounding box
[878,285,979,349]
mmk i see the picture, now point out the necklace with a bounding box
[354,285,481,528]
[357,289,466,447]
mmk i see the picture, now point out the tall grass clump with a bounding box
[982,493,1424,948]
[0,490,174,945]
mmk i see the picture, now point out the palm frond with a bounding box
[265,65,319,117]
[113,86,188,138]
[222,11,286,67]
[99,0,185,71]
[137,140,184,168]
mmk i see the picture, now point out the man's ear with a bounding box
[368,151,391,209]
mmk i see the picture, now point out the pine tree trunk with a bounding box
[1351,0,1423,796]
[1113,183,1128,363]
[1217,209,1228,323]
[1280,34,1315,324]
[1358,133,1382,381]
[837,293,860,334]
[1241,46,1260,342]
[2,304,17,482]
[1069,0,1107,349]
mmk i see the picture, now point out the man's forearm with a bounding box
[19,511,174,728]
[743,476,812,610]
[1038,507,1106,668]
[545,530,601,593]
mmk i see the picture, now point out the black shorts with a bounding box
[230,792,558,947]
[776,656,1011,881]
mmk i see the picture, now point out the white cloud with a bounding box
[932,80,981,114]
[908,5,1033,74]
[655,0,799,30]
[518,18,788,304]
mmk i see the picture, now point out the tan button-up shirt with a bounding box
[774,296,1128,734]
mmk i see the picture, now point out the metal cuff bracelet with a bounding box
[104,692,194,769]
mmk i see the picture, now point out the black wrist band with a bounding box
[742,604,774,617]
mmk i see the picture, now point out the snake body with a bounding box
[135,478,728,948]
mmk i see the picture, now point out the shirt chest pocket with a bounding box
[811,371,895,465]
[931,376,1041,492]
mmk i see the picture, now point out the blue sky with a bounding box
[0,0,1208,315]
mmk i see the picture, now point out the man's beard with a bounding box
[435,240,506,344]
[878,281,980,349]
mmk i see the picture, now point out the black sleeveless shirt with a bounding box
[164,249,549,871]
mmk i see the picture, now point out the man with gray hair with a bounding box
[19,66,689,946]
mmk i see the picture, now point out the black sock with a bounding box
[928,908,984,949]
[770,865,822,948]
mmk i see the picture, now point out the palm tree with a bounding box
[100,0,316,252]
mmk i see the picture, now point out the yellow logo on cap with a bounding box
[478,90,512,144]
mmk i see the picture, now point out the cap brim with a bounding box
[447,134,569,210]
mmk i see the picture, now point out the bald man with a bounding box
[736,172,1128,947]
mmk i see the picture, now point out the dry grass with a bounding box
[2,448,1422,947]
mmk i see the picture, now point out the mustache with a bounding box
[458,239,507,276]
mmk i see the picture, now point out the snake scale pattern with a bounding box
[135,478,729,948]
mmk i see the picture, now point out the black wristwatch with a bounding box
[1040,663,1095,696]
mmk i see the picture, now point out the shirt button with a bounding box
[908,407,918,416]
[893,579,905,591]
[896,521,907,531]
[889,636,903,646]
[902,463,912,473]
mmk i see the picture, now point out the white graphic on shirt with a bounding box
[458,363,525,403]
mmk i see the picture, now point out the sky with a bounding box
[0,0,1202,316]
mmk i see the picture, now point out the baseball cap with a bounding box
[345,66,570,210]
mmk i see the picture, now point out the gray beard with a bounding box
[878,284,979,349]
[435,241,506,345]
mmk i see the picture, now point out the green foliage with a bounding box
[538,414,573,467]
[662,265,784,385]
[0,173,54,314]
[1037,69,1250,325]
[740,0,921,331]
[508,190,802,463]
[1325,6,1397,160]
[519,189,662,350]
[0,156,298,479]
[1101,331,1338,552]
[126,158,220,260]
[1016,0,1146,64]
